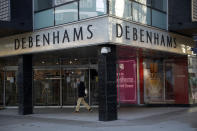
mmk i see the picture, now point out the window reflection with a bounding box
[152,0,167,12]
[133,2,151,25]
[115,0,125,17]
[80,0,106,20]
[152,9,167,29]
[54,0,74,6]
[55,2,78,25]
[34,0,53,11]
[34,9,54,29]
[34,0,107,29]
[109,0,167,30]
[134,0,151,5]
[111,0,132,20]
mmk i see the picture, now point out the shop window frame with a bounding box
[34,0,108,30]
[109,0,167,30]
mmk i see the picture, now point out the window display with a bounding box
[188,56,197,104]
[144,59,164,103]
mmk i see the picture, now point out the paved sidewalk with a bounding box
[0,107,197,131]
[0,107,187,122]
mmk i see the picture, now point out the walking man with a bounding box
[75,77,92,112]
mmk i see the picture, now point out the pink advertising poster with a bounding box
[117,60,137,104]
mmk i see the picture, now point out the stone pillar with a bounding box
[18,55,33,115]
[98,45,117,121]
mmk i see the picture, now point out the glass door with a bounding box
[89,69,99,105]
[34,69,60,106]
[0,70,4,106]
[5,71,18,106]
[62,69,90,106]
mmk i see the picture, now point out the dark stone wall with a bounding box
[98,45,117,121]
[168,0,191,25]
[10,0,33,30]
[168,0,197,35]
[18,55,33,115]
[0,0,33,37]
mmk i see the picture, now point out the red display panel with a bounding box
[117,60,137,104]
[174,58,189,104]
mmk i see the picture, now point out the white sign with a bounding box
[0,16,194,57]
[109,17,194,55]
[0,17,109,57]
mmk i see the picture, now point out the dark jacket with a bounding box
[77,82,86,97]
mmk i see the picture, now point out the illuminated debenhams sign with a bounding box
[14,25,93,50]
[14,23,177,51]
[115,24,177,48]
[0,17,192,57]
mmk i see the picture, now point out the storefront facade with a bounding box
[0,16,195,105]
[0,0,196,121]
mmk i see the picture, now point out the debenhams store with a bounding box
[0,16,197,115]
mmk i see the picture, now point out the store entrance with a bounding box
[34,69,60,106]
[1,60,99,107]
[33,67,98,107]
[62,69,89,106]
[3,68,18,106]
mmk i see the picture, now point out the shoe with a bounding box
[88,108,93,112]
[74,111,79,113]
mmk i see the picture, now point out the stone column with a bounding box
[18,55,33,115]
[98,45,117,121]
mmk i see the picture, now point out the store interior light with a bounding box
[101,47,111,54]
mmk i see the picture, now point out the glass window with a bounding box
[34,9,54,29]
[34,0,53,11]
[152,0,167,12]
[80,0,107,20]
[152,9,166,29]
[55,2,78,25]
[5,71,18,106]
[132,2,151,25]
[110,0,132,20]
[34,70,60,106]
[0,71,4,106]
[134,0,151,5]
[188,56,197,104]
[61,69,90,106]
[54,0,75,6]
[144,59,164,103]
